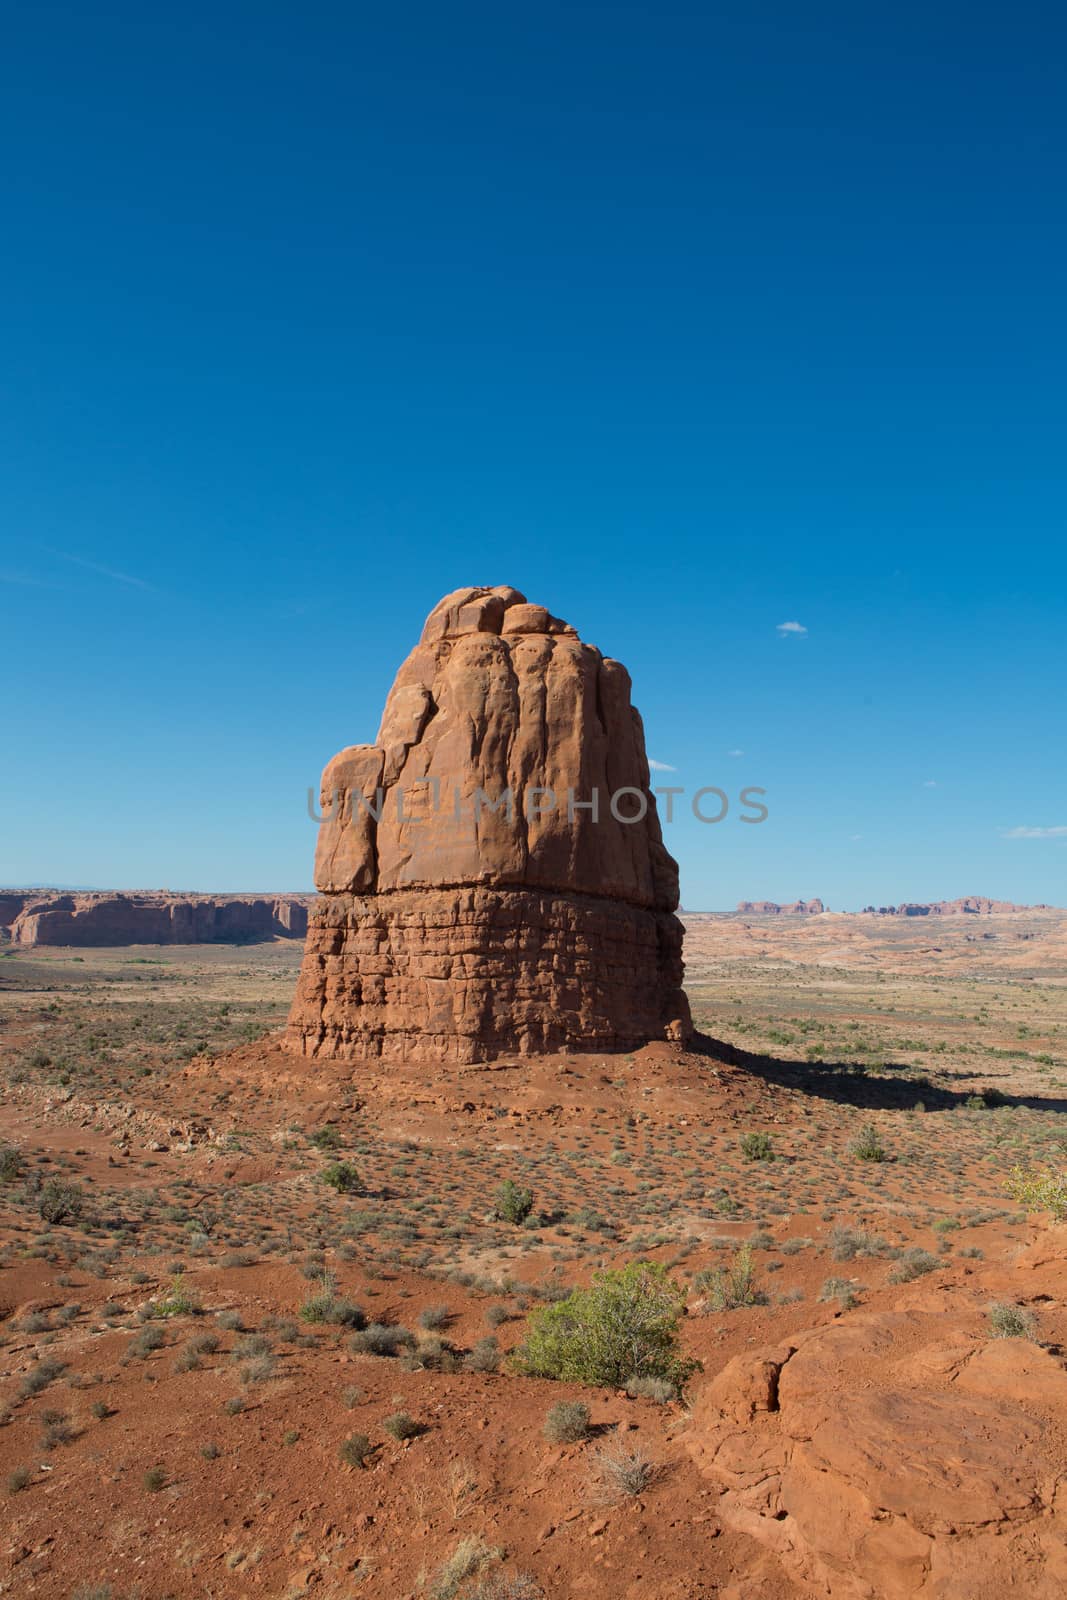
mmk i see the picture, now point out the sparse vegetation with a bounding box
[543,1399,590,1443]
[696,1243,764,1311]
[987,1301,1037,1339]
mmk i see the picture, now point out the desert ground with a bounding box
[1,909,1066,1599]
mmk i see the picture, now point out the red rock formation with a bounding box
[736,898,826,915]
[861,897,1053,916]
[687,1290,1067,1598]
[7,893,310,946]
[286,585,691,1063]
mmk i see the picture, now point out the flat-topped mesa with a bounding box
[286,585,692,1063]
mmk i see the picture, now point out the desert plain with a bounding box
[1,906,1066,1599]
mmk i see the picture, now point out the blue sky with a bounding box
[2,2,1065,909]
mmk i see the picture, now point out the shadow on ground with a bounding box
[690,1030,1067,1115]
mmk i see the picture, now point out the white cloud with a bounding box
[727,748,744,758]
[777,620,807,636]
[648,759,676,772]
[923,780,939,788]
[849,833,863,841]
[1002,825,1067,840]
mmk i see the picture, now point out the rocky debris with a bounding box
[6,891,311,946]
[287,584,691,1063]
[736,899,826,915]
[686,1294,1067,1599]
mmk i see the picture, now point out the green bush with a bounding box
[494,1179,534,1225]
[515,1261,696,1388]
[309,1125,342,1151]
[739,1131,774,1161]
[1005,1168,1067,1221]
[321,1160,361,1194]
[849,1123,887,1162]
[696,1244,764,1311]
[37,1179,84,1225]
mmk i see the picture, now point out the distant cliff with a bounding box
[2,891,312,946]
[860,897,1053,917]
[736,899,826,915]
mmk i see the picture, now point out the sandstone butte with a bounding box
[286,584,692,1063]
[0,892,310,946]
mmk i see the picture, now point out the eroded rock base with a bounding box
[287,887,692,1063]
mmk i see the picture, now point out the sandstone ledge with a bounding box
[287,886,691,1063]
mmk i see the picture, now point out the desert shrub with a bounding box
[849,1123,887,1162]
[469,1576,543,1600]
[819,1277,860,1309]
[1005,1168,1067,1222]
[429,1535,502,1600]
[339,1432,373,1467]
[464,1336,502,1374]
[220,1250,257,1268]
[216,1309,244,1332]
[404,1335,459,1372]
[309,1125,342,1151]
[419,1303,452,1331]
[343,1384,364,1409]
[90,1399,111,1420]
[18,1358,65,1399]
[739,1131,774,1161]
[224,1396,245,1415]
[125,1326,165,1361]
[516,1261,695,1388]
[697,1244,764,1311]
[382,1409,421,1440]
[6,1465,32,1494]
[589,1440,657,1500]
[779,1237,814,1256]
[887,1248,939,1283]
[300,1280,364,1327]
[321,1161,361,1194]
[240,1353,277,1385]
[143,1466,166,1491]
[494,1179,534,1225]
[42,1416,74,1450]
[37,1179,84,1226]
[543,1399,590,1443]
[156,1274,201,1318]
[485,1304,509,1328]
[348,1322,416,1357]
[987,1301,1037,1340]
[625,1374,677,1402]
[829,1226,891,1261]
[0,1146,22,1184]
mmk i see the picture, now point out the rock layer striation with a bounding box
[287,585,691,1062]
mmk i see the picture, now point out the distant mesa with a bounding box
[0,891,311,947]
[286,584,691,1064]
[736,898,826,915]
[861,896,1052,917]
